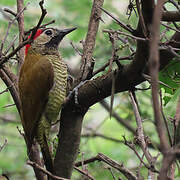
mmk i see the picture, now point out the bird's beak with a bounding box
[60,27,77,36]
[45,27,77,48]
[57,27,77,41]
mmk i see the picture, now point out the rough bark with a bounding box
[54,104,87,178]
[53,1,180,179]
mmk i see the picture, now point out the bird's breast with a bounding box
[44,55,67,123]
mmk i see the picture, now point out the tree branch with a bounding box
[80,0,104,81]
[27,160,69,180]
[75,153,137,180]
[74,166,95,180]
[129,91,156,178]
[17,0,25,67]
[81,132,124,143]
[0,68,20,113]
[99,7,134,34]
[149,0,169,152]
[0,0,47,67]
[54,0,104,178]
[98,153,137,180]
[162,11,180,22]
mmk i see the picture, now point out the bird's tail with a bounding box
[36,116,54,179]
[41,134,54,179]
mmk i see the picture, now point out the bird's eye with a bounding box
[45,30,53,36]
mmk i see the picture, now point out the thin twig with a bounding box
[17,0,25,67]
[3,103,15,108]
[81,133,124,143]
[30,0,47,39]
[129,91,156,179]
[0,69,20,113]
[0,3,28,55]
[108,167,117,180]
[108,32,116,72]
[75,153,137,180]
[27,160,70,180]
[0,0,47,67]
[175,96,180,127]
[159,90,173,146]
[0,139,7,152]
[74,166,95,180]
[103,29,148,42]
[142,74,172,89]
[92,55,133,76]
[98,153,137,180]
[70,42,83,56]
[0,86,11,95]
[135,0,148,37]
[99,6,134,34]
[24,20,55,35]
[4,35,18,55]
[123,136,159,173]
[110,72,115,119]
[100,100,136,134]
[161,22,180,33]
[75,155,100,167]
[107,33,117,118]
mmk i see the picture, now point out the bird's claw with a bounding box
[67,80,88,104]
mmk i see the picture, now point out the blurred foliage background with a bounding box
[0,0,180,179]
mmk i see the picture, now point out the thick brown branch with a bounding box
[80,0,104,81]
[54,0,104,178]
[53,1,180,180]
[162,11,180,22]
[54,107,88,178]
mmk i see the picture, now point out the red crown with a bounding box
[25,29,43,55]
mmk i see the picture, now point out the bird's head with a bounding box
[25,27,77,55]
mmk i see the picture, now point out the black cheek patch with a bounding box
[45,35,63,48]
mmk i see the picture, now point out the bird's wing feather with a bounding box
[19,56,54,145]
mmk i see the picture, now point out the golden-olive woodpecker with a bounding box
[18,27,76,171]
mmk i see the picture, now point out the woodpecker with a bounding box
[18,27,76,172]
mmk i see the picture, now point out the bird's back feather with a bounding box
[18,53,54,146]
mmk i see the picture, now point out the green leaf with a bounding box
[164,87,180,117]
[159,60,180,105]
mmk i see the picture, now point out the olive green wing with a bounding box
[18,57,54,145]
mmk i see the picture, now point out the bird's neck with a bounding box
[28,45,60,56]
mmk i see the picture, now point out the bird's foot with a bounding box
[67,80,89,104]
